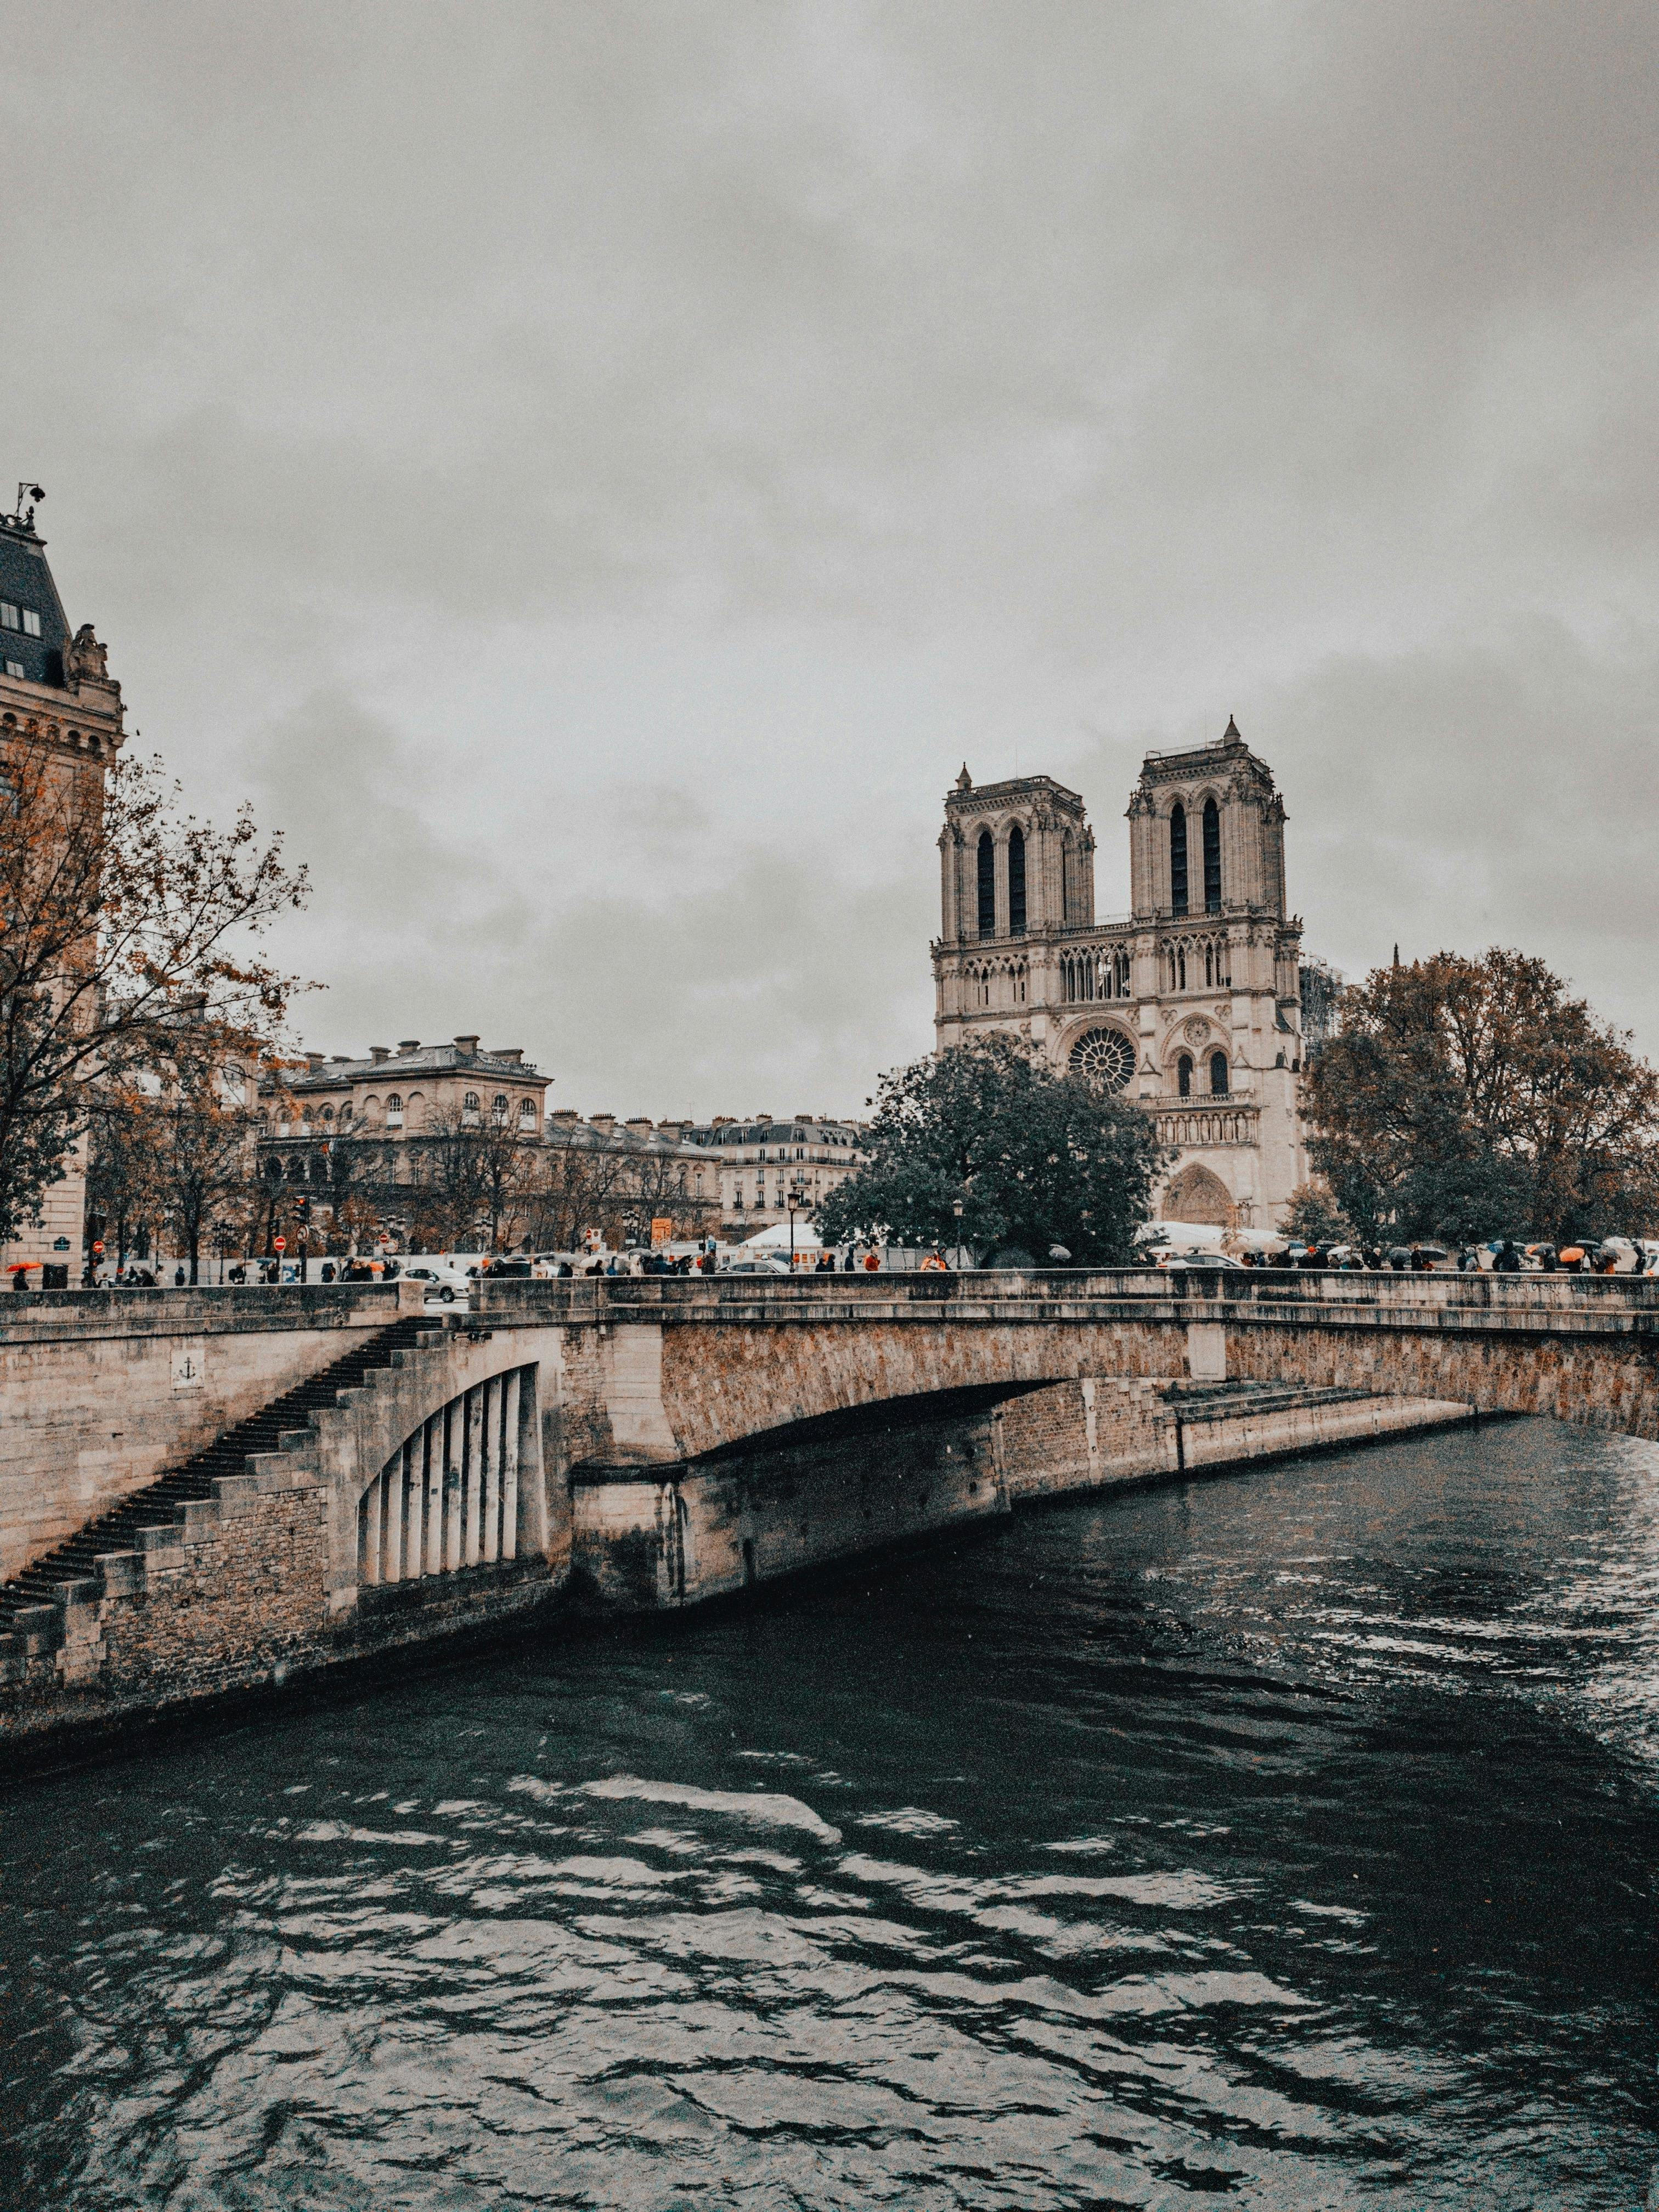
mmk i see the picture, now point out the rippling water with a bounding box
[4,1418,1658,2209]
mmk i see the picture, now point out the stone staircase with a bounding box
[0,1312,442,1641]
[1160,1379,1387,1422]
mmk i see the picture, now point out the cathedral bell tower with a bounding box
[930,720,1308,1231]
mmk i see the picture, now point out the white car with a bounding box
[398,1260,474,1304]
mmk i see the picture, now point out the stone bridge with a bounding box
[5,1268,1658,1757]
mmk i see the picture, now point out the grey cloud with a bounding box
[4,0,1657,1100]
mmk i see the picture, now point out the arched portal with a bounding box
[1007,824,1026,934]
[1170,804,1189,916]
[977,831,996,938]
[1162,1163,1237,1227]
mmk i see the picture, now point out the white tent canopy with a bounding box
[741,1218,825,1250]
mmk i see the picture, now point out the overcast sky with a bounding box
[5,2,1657,1117]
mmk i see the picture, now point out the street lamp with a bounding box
[786,1183,804,1271]
[952,1194,966,1271]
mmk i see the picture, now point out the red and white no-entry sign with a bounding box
[273,1237,287,1253]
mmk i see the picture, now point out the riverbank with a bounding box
[3,1376,1477,1771]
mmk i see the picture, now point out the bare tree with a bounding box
[0,728,308,1244]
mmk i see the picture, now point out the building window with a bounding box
[1210,1051,1229,1096]
[386,1093,404,1128]
[1203,797,1221,913]
[1008,824,1026,934]
[1170,804,1188,916]
[1177,1053,1193,1097]
[0,604,17,630]
[3,660,21,679]
[492,1093,508,1123]
[462,1091,480,1125]
[21,608,41,637]
[518,1098,535,1128]
[977,831,996,938]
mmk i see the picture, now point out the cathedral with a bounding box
[932,720,1311,1229]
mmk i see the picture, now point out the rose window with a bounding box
[1069,1027,1136,1093]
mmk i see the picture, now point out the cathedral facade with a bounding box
[932,720,1310,1228]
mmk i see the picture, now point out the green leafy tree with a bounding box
[1306,949,1659,1244]
[1283,1182,1352,1247]
[816,1033,1166,1264]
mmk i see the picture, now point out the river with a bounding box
[3,1418,1657,2208]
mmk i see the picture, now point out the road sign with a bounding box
[92,1240,104,1254]
[273,1235,287,1252]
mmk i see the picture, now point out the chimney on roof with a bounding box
[625,1116,653,1134]
[490,1047,523,1064]
[589,1114,617,1137]
[306,1053,324,1073]
[330,1054,351,1064]
[454,1034,479,1054]
[398,1039,420,1054]
[368,1046,390,1064]
[550,1108,581,1125]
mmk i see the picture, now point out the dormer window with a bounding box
[0,605,18,630]
[21,609,40,637]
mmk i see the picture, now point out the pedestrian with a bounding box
[862,1248,881,1272]
[1492,1238,1521,1273]
[841,1248,857,1273]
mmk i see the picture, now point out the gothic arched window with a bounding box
[462,1091,481,1125]
[1210,1051,1229,1096]
[1170,804,1189,916]
[386,1092,404,1127]
[492,1093,509,1123]
[1008,825,1026,934]
[977,831,995,938]
[1203,797,1221,913]
[1177,1053,1193,1097]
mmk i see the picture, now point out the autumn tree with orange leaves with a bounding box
[0,726,308,1248]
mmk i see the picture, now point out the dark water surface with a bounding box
[3,1419,1658,2209]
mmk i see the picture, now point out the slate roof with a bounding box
[272,1044,545,1092]
[0,515,71,686]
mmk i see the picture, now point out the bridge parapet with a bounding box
[474,1269,1659,1339]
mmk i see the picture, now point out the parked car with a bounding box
[719,1257,794,1276]
[1155,1251,1246,1271]
[398,1260,474,1303]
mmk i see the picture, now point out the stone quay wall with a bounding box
[573,1403,1010,1610]
[995,1378,1475,1503]
[0,1282,424,1584]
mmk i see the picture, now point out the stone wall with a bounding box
[0,1282,422,1582]
[573,1405,1008,1609]
[4,1446,560,1749]
[997,1379,1476,1503]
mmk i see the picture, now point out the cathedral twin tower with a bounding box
[931,719,1309,1229]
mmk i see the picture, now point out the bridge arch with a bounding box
[358,1364,537,1588]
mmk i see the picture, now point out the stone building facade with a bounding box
[258,1046,720,1248]
[933,720,1310,1228]
[0,498,126,1276]
[262,1036,550,1150]
[677,1115,870,1239]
